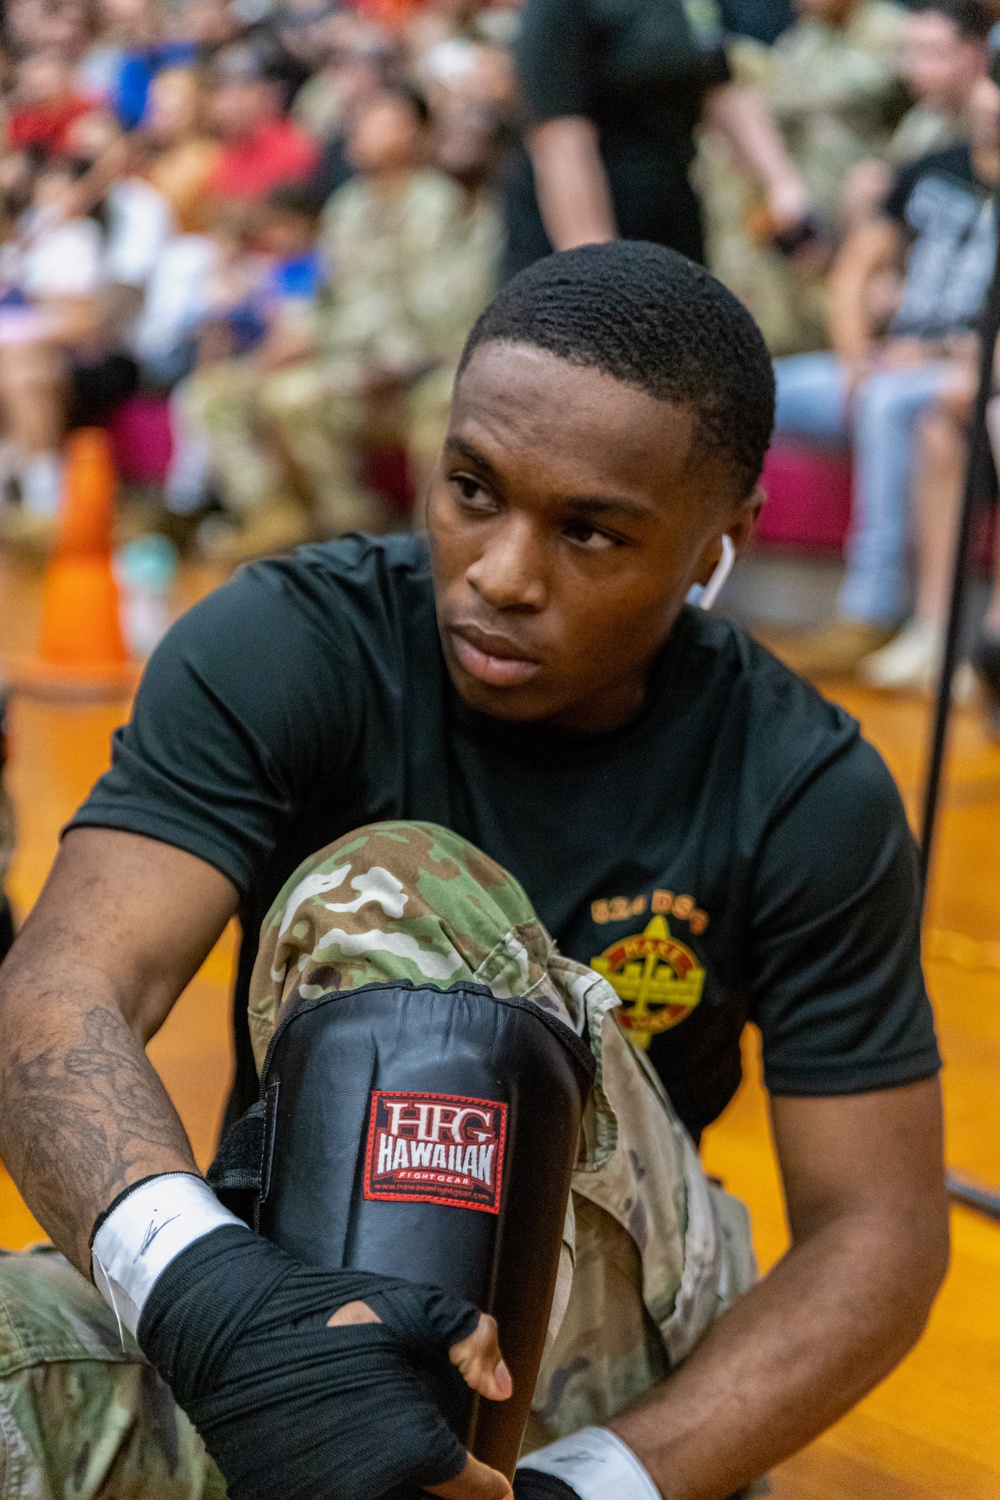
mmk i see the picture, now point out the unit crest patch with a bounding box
[591,914,706,1049]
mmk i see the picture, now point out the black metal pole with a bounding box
[919,192,1000,1222]
[947,1173,1000,1223]
[919,207,1000,889]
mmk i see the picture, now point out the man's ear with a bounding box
[726,484,766,554]
[691,485,765,590]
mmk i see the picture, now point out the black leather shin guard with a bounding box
[252,979,594,1483]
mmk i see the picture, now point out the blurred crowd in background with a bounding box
[1,0,1000,701]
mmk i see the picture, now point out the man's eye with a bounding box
[563,522,617,551]
[450,474,492,507]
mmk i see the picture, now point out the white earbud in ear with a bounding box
[686,533,735,611]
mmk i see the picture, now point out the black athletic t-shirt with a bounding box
[70,535,940,1136]
[503,0,731,276]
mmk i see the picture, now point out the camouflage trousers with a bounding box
[0,822,758,1499]
[179,356,455,531]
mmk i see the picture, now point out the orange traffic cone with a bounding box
[4,429,138,700]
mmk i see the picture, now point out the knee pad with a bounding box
[254,979,593,1478]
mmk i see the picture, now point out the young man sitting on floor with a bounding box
[0,243,947,1500]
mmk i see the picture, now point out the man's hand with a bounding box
[608,1080,949,1500]
[843,336,940,409]
[701,83,811,240]
[330,1300,515,1497]
[133,1221,513,1500]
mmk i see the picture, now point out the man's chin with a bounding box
[449,668,561,723]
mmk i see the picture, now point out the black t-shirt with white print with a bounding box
[884,143,996,339]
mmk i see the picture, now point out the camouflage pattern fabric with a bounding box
[741,6,906,223]
[251,823,758,1449]
[181,355,455,535]
[695,129,830,357]
[0,1247,225,1499]
[699,8,906,354]
[317,170,500,373]
[181,170,499,529]
[0,821,756,1497]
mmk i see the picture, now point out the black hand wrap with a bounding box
[514,1474,582,1500]
[137,1223,482,1500]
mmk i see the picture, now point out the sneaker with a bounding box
[858,619,943,691]
[777,620,897,679]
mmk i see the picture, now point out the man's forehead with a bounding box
[449,342,703,494]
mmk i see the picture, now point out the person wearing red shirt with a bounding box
[6,52,94,158]
[205,43,318,202]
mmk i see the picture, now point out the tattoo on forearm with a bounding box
[0,1004,196,1266]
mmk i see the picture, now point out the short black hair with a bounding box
[458,242,775,499]
[914,0,995,41]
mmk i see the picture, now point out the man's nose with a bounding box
[466,517,547,611]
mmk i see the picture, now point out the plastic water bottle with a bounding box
[114,534,178,658]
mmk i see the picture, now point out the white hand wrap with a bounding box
[91,1173,242,1339]
[518,1426,661,1500]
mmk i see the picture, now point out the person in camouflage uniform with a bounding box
[744,1,906,226]
[0,821,756,1499]
[699,0,906,352]
[180,85,501,560]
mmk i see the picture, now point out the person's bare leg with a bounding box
[0,341,65,453]
[0,340,67,521]
[913,403,968,626]
[860,369,974,691]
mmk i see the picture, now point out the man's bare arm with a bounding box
[827,217,901,366]
[610,1078,949,1500]
[525,117,618,252]
[0,828,239,1273]
[700,83,809,233]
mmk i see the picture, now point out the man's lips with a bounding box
[448,624,542,688]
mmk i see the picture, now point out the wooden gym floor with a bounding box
[0,553,997,1498]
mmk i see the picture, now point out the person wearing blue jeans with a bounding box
[770,68,1000,679]
[774,350,956,622]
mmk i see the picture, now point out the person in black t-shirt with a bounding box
[0,243,947,1500]
[773,69,1000,682]
[502,0,811,278]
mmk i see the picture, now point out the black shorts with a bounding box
[67,352,139,430]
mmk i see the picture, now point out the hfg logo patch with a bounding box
[363,1090,507,1213]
